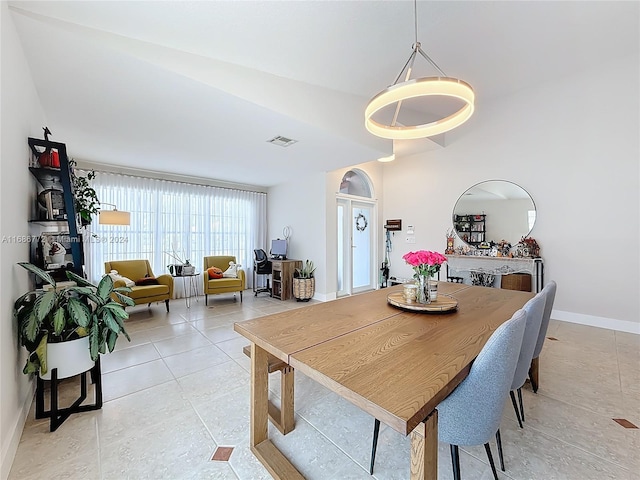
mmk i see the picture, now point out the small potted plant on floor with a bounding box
[14,262,134,377]
[293,259,316,302]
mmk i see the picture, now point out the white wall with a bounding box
[267,173,328,298]
[383,54,639,332]
[1,3,48,478]
[267,160,385,300]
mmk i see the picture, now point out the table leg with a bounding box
[529,357,539,393]
[183,276,191,308]
[250,343,269,447]
[280,366,295,434]
[249,343,305,479]
[410,410,438,480]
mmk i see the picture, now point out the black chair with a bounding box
[253,249,272,296]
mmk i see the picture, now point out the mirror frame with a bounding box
[452,180,536,249]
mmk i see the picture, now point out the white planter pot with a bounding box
[39,336,95,380]
[50,253,65,264]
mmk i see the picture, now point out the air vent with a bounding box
[267,136,298,147]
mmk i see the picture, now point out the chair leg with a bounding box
[148,303,151,307]
[205,294,208,305]
[240,291,243,302]
[165,299,170,312]
[370,419,380,474]
[450,444,461,480]
[517,387,525,423]
[484,443,499,480]
[510,390,523,428]
[495,429,505,471]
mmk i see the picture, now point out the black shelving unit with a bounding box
[453,214,486,246]
[28,137,84,279]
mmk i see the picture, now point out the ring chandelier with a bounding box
[365,1,475,140]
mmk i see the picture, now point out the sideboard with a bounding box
[445,255,544,292]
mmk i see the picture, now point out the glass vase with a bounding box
[417,275,431,304]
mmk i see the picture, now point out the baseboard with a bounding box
[553,309,640,335]
[1,382,34,480]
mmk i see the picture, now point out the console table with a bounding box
[446,255,544,292]
[271,259,301,301]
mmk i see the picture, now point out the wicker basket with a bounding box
[293,277,315,301]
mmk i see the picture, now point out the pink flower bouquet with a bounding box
[402,250,447,279]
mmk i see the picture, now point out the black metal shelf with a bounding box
[28,137,83,279]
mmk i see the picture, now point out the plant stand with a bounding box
[35,357,103,432]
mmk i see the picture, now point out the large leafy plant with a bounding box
[14,262,134,375]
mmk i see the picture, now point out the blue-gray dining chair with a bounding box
[370,309,527,479]
[509,291,546,428]
[529,281,557,393]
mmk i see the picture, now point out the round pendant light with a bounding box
[365,1,474,140]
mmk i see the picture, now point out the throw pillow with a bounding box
[135,276,160,286]
[107,270,135,287]
[207,267,223,279]
[223,261,241,278]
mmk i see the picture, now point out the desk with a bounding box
[234,283,533,479]
[271,259,301,300]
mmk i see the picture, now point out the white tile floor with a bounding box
[8,292,640,480]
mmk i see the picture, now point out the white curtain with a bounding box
[84,171,267,297]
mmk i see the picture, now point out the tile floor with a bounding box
[8,292,640,480]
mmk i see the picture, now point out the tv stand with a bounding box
[271,255,286,260]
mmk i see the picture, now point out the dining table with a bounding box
[234,281,534,479]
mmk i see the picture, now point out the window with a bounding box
[85,172,266,285]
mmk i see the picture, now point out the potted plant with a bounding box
[68,158,100,227]
[14,262,134,377]
[293,259,316,302]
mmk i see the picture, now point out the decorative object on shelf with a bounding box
[402,250,447,304]
[515,236,540,258]
[445,229,456,255]
[355,213,368,232]
[68,159,100,226]
[496,240,512,257]
[29,127,61,168]
[14,262,133,377]
[293,259,316,302]
[364,0,474,140]
[166,249,190,275]
[48,241,66,264]
[98,202,130,226]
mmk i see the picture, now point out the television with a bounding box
[270,239,287,259]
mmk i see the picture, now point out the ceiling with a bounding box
[8,1,639,188]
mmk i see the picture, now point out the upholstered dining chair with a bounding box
[370,309,527,479]
[509,291,546,428]
[529,281,557,393]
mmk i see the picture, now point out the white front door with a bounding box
[337,198,376,297]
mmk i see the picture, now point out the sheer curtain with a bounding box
[85,171,267,297]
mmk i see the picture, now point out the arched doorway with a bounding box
[336,169,377,297]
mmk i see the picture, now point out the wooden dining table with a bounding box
[234,282,534,479]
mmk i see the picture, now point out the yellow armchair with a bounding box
[203,255,245,304]
[104,260,174,312]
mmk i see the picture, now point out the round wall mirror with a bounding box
[452,180,536,247]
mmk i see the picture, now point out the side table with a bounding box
[172,272,199,308]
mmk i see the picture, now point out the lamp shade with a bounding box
[99,210,130,225]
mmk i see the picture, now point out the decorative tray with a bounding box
[387,292,458,313]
